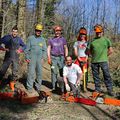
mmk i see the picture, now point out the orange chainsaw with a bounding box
[0,89,50,104]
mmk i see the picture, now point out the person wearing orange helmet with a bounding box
[47,25,68,91]
[86,24,113,96]
[73,27,88,71]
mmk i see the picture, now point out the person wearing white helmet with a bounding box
[25,24,47,94]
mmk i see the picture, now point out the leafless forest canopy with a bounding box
[0,0,120,42]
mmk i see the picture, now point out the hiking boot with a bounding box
[116,92,120,99]
[108,91,114,96]
[52,87,55,91]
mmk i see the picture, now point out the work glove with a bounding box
[16,48,23,54]
[25,59,30,63]
[48,58,51,65]
[76,80,80,87]
[65,84,70,92]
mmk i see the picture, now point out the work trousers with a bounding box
[26,56,42,91]
[51,55,64,89]
[91,62,113,92]
[57,77,79,96]
[0,57,19,81]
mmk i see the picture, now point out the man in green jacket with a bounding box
[25,24,47,93]
[86,24,113,96]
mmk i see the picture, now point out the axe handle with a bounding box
[83,66,87,92]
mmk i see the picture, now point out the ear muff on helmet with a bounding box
[94,25,103,33]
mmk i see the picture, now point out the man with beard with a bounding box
[63,56,83,97]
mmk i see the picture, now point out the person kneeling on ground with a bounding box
[63,56,83,97]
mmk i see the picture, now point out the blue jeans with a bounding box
[91,62,113,92]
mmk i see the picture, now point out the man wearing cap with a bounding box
[86,24,113,96]
[25,24,47,93]
[47,25,68,90]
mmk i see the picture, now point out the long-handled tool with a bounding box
[83,64,87,92]
[74,59,88,92]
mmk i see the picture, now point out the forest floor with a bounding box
[0,61,120,120]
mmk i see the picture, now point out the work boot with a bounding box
[52,87,55,91]
[52,82,58,91]
[9,81,15,91]
[107,91,114,96]
[36,89,41,95]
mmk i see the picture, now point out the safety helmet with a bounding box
[35,24,43,31]
[53,25,62,31]
[79,27,87,35]
[94,24,103,33]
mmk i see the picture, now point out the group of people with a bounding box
[0,23,114,97]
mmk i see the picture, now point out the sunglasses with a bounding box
[35,30,42,32]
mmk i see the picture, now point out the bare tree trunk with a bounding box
[17,0,26,41]
[0,0,2,9]
[102,0,106,26]
[36,0,46,24]
[0,0,2,37]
